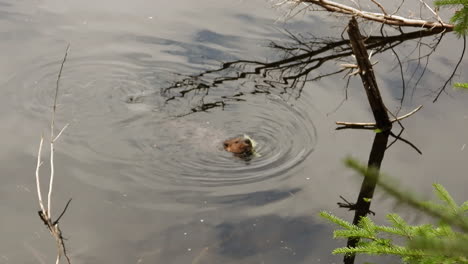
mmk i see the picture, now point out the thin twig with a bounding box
[36,44,73,264]
[385,106,406,152]
[392,105,423,120]
[35,136,46,214]
[336,105,423,127]
[48,140,55,219]
[390,43,405,114]
[48,44,70,219]
[369,0,387,15]
[285,0,454,30]
[390,131,423,154]
[54,124,69,142]
[433,35,466,102]
[418,0,444,25]
[53,199,72,225]
[52,44,70,120]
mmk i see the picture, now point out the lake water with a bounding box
[1,1,467,263]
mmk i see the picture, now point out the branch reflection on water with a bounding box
[153,19,448,264]
[160,26,446,116]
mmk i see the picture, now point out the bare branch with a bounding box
[35,136,46,214]
[393,105,423,120]
[53,199,72,226]
[48,140,55,219]
[48,44,70,219]
[163,24,444,116]
[389,131,423,154]
[53,124,69,142]
[336,105,423,128]
[35,44,73,264]
[284,0,454,30]
[433,35,466,102]
[369,0,387,15]
[418,0,444,25]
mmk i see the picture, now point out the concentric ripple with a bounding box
[5,52,171,123]
[124,94,317,188]
[3,49,317,191]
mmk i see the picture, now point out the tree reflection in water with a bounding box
[158,16,451,264]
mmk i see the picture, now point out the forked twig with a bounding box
[35,136,46,214]
[389,131,423,154]
[418,0,444,25]
[433,36,466,102]
[280,0,454,30]
[385,107,422,155]
[48,44,70,219]
[53,198,73,226]
[336,105,422,128]
[369,0,387,15]
[35,44,72,264]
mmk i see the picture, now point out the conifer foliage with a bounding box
[321,160,468,264]
[435,0,468,36]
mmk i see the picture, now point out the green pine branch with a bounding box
[434,0,468,5]
[320,159,468,263]
[434,0,468,36]
[345,159,468,233]
[454,82,468,89]
[332,244,426,257]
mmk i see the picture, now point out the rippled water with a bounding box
[4,45,317,192]
[0,12,320,259]
[2,1,468,264]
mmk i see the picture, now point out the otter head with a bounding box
[223,137,253,156]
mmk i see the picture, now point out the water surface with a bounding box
[1,1,467,264]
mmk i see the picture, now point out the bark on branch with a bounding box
[342,17,394,264]
[336,105,422,129]
[347,17,392,130]
[286,0,454,31]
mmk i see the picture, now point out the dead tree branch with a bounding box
[335,105,422,129]
[347,17,392,130]
[282,0,454,30]
[35,44,72,264]
[369,0,387,16]
[433,35,466,102]
[160,27,445,116]
[343,17,392,264]
[389,131,423,154]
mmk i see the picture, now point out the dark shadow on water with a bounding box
[161,188,301,207]
[194,30,240,48]
[127,214,329,264]
[213,188,301,206]
[215,215,322,261]
[128,34,239,65]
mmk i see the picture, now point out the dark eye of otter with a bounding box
[244,139,251,145]
[223,143,228,147]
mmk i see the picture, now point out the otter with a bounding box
[223,137,253,157]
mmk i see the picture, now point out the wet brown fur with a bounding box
[223,137,253,155]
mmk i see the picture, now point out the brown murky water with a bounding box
[1,1,467,263]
